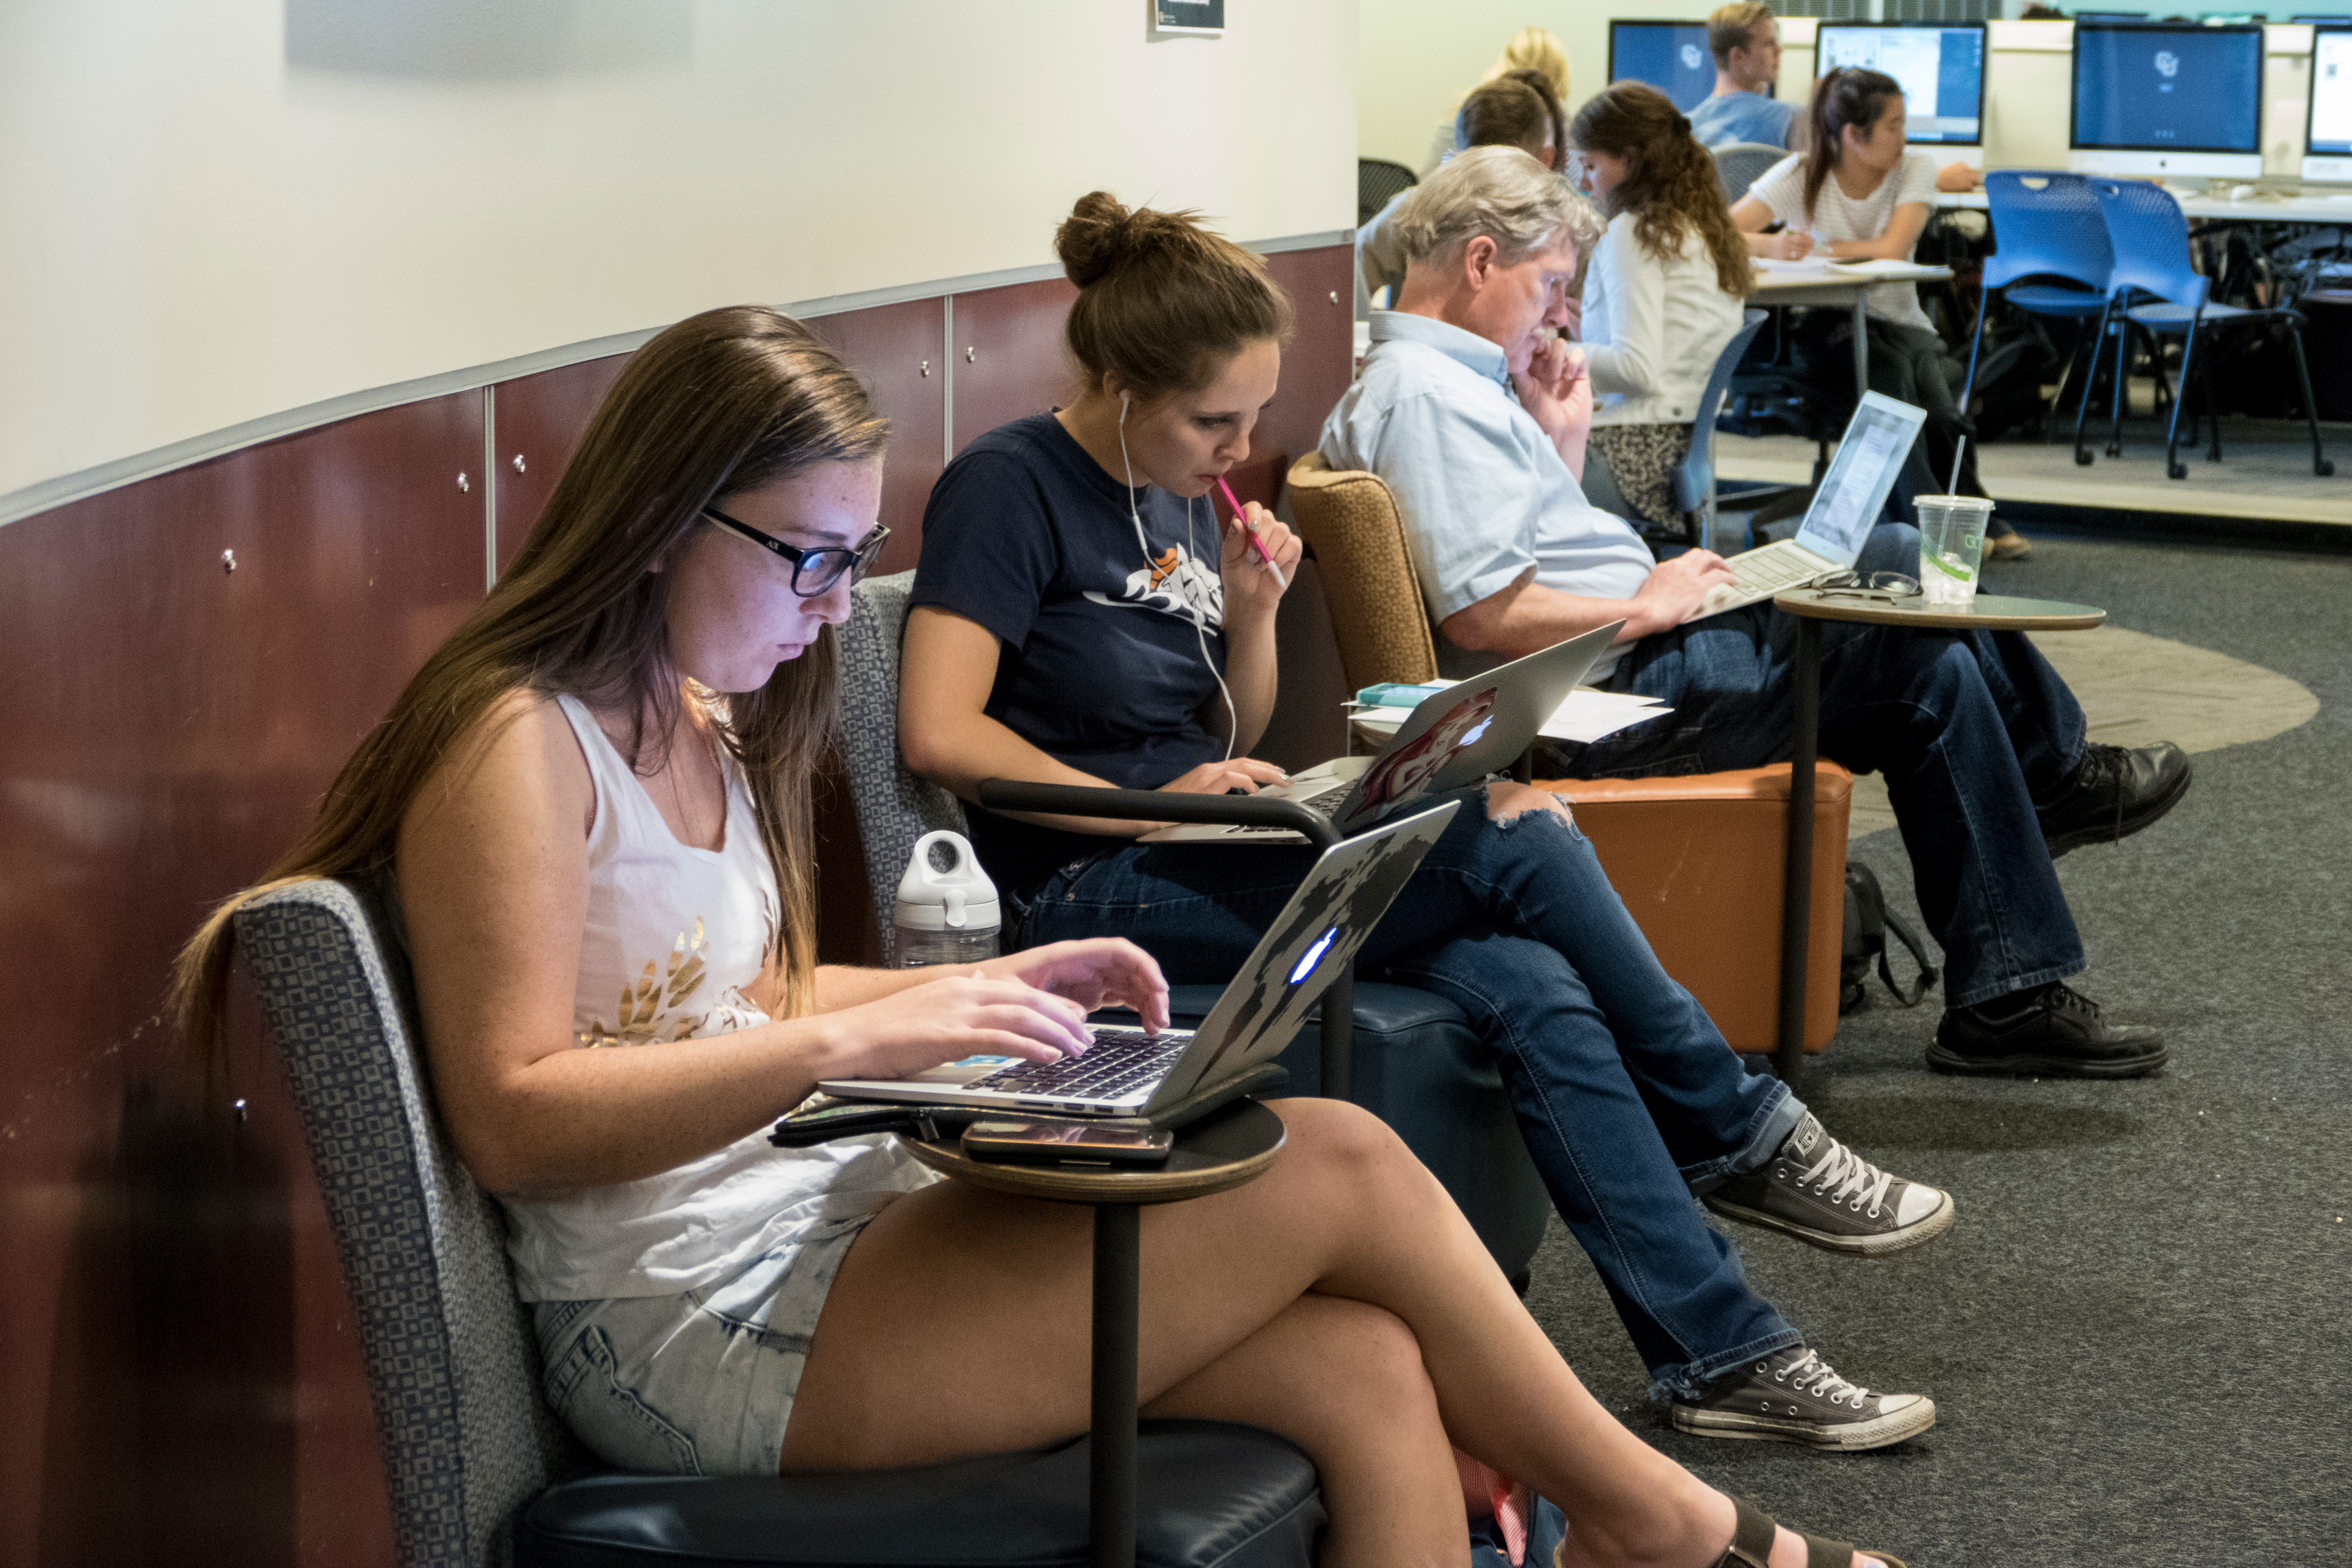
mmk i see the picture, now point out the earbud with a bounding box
[1119,390,1131,424]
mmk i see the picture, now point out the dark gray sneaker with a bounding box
[1702,1114,1954,1257]
[1671,1347,1935,1451]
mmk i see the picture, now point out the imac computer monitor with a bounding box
[1608,20,1719,113]
[2069,21,2266,179]
[1816,22,1988,150]
[2305,25,2352,181]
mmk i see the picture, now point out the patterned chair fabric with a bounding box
[840,573,969,963]
[1283,454,1442,689]
[235,875,586,1568]
[235,875,1327,1568]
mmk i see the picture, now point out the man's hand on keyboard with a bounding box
[1628,548,1737,638]
[980,939,1172,1036]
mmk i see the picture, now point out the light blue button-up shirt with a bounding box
[1319,311,1657,680]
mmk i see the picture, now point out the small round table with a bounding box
[906,1099,1287,1568]
[1768,590,2107,1082]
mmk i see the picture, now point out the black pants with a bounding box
[1792,311,2012,534]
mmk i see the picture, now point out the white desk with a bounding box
[1935,187,2352,224]
[1748,262,1956,400]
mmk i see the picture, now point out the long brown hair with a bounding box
[1571,82,1754,295]
[1056,191,1295,403]
[1803,67,1903,220]
[171,306,888,1074]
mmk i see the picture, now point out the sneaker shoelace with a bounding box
[1775,1349,1871,1409]
[1791,1133,1896,1218]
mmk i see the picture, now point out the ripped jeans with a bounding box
[1014,784,1807,1398]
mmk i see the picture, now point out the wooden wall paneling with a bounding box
[491,353,632,575]
[0,392,488,1568]
[1256,245,1356,480]
[808,298,947,576]
[946,276,1081,458]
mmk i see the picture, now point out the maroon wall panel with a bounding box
[0,393,487,1568]
[1257,246,1356,478]
[947,276,1082,457]
[808,299,947,576]
[493,354,633,573]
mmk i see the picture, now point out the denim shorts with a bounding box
[534,1210,877,1476]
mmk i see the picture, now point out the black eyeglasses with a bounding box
[1816,570,1922,602]
[703,506,889,597]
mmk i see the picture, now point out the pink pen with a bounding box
[1215,476,1288,590]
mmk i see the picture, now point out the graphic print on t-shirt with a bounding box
[1084,538,1224,633]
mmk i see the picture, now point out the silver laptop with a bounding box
[1687,392,1928,624]
[817,801,1459,1117]
[1142,621,1621,847]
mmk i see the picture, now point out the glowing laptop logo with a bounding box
[1456,716,1494,750]
[1289,927,1339,985]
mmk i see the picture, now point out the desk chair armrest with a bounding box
[972,779,1357,1099]
[974,780,1340,849]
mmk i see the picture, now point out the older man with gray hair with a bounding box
[1323,146,2190,1078]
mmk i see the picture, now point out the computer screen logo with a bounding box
[1289,927,1339,985]
[2155,49,2179,78]
[1680,43,1704,70]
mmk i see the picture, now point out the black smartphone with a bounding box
[961,1119,1174,1166]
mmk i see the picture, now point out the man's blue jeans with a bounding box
[1579,522,2090,1008]
[1014,787,1807,1399]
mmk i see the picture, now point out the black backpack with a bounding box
[1841,862,1939,1013]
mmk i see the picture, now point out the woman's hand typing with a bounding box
[1159,757,1290,797]
[818,974,1099,1082]
[980,938,1172,1035]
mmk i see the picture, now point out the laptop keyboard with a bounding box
[960,1026,1192,1100]
[1727,547,1819,594]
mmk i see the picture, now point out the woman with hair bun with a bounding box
[903,189,1946,1548]
[1569,82,1755,533]
[1364,69,1570,314]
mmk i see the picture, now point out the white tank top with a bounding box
[499,694,936,1302]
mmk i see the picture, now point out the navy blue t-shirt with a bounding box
[911,412,1230,894]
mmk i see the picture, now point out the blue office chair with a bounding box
[2087,178,2334,480]
[1954,172,2116,466]
[1669,308,1772,551]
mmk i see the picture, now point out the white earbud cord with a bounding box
[1119,395,1238,764]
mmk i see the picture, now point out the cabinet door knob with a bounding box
[965,346,977,362]
[511,454,527,474]
[1329,291,1340,305]
[221,549,237,573]
[457,472,470,493]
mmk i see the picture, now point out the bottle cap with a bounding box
[893,830,1001,932]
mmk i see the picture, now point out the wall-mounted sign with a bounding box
[1153,0,1225,37]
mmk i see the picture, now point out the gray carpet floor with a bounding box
[1518,532,2352,1565]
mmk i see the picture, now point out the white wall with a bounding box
[0,0,1357,499]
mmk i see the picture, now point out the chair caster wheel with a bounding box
[2166,463,2187,480]
[2318,461,2336,477]
[2073,450,2094,466]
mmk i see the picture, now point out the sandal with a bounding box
[1705,1495,1905,1568]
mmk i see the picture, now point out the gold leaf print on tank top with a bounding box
[579,917,713,1047]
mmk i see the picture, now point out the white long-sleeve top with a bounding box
[1579,211,1746,429]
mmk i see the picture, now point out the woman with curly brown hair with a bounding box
[1569,82,1755,534]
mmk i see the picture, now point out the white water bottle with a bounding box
[892,830,1001,969]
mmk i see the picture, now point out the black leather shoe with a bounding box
[1926,982,2167,1078]
[2038,741,2193,858]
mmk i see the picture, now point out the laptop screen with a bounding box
[1795,394,1927,564]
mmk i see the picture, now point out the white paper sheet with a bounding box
[1348,688,1670,747]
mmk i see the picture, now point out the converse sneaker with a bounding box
[1702,1114,1954,1257]
[1671,1347,1935,1451]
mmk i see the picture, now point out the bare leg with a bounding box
[783,1099,1874,1568]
